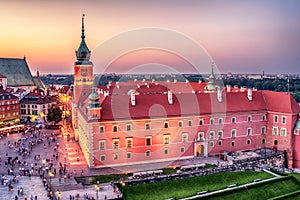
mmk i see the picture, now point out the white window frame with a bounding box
[272,127,278,135]
[232,117,236,123]
[126,138,133,148]
[282,116,286,124]
[199,119,204,125]
[182,133,188,142]
[99,140,105,150]
[261,126,266,134]
[112,139,120,149]
[113,125,118,132]
[247,128,252,136]
[198,132,204,141]
[218,131,223,139]
[218,140,222,146]
[231,129,236,138]
[247,139,251,145]
[164,134,170,144]
[145,123,151,130]
[274,115,278,123]
[178,121,183,128]
[146,136,152,146]
[280,128,287,136]
[209,131,215,140]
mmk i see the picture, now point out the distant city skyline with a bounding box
[1,0,300,74]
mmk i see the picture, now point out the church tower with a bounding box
[72,14,94,139]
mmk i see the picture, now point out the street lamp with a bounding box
[95,183,100,200]
[49,171,53,188]
[56,190,61,200]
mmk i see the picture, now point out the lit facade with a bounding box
[72,16,300,169]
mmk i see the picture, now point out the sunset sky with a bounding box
[1,0,299,74]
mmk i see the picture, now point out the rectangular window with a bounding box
[232,141,235,147]
[231,129,236,138]
[198,132,204,141]
[164,134,170,144]
[261,126,266,134]
[274,115,278,123]
[262,115,266,121]
[232,117,236,123]
[272,127,278,135]
[145,123,150,130]
[164,121,169,128]
[180,147,185,153]
[127,152,132,159]
[248,116,252,122]
[210,118,214,125]
[209,131,214,140]
[247,128,252,136]
[282,116,286,124]
[218,140,222,146]
[146,136,152,146]
[188,120,192,127]
[126,124,132,131]
[262,138,266,144]
[164,148,168,155]
[99,126,104,133]
[112,139,119,149]
[113,125,118,132]
[218,118,223,124]
[281,128,286,136]
[178,121,183,127]
[182,133,188,142]
[146,150,150,157]
[199,119,204,125]
[218,131,223,139]
[210,141,214,147]
[126,138,133,148]
[247,139,251,145]
[113,153,118,160]
[99,140,105,150]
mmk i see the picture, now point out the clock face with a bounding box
[81,69,88,76]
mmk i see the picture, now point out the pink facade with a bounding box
[72,15,300,169]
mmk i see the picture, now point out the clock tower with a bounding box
[72,14,94,139]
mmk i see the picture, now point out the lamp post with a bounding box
[49,171,53,189]
[56,190,61,200]
[95,183,100,200]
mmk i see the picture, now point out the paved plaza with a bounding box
[0,127,225,200]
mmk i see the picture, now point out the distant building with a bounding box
[20,88,57,123]
[0,88,22,134]
[72,15,300,169]
[0,57,36,90]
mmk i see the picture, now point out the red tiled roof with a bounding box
[100,90,267,121]
[263,91,300,114]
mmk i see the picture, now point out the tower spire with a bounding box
[75,13,91,63]
[82,13,85,40]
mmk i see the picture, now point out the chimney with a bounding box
[217,87,222,102]
[131,91,136,106]
[168,90,173,105]
[247,88,253,101]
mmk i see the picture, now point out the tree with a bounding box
[47,105,62,125]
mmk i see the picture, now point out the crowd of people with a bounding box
[0,125,71,199]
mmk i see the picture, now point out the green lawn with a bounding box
[212,178,300,200]
[121,171,273,200]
